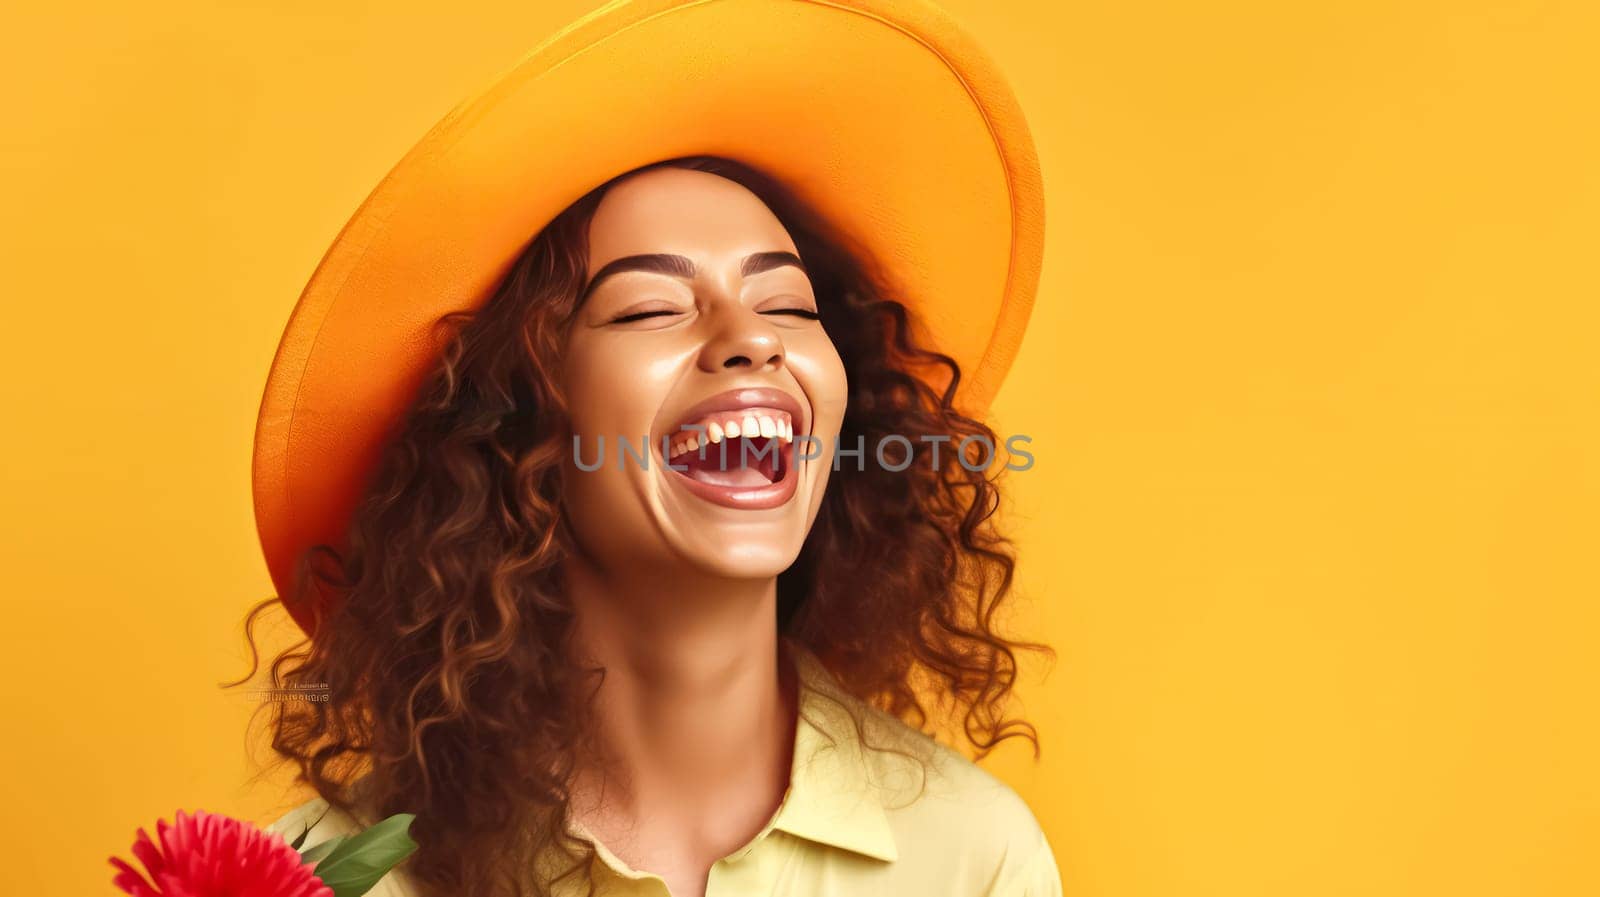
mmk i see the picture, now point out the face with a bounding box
[560,167,848,581]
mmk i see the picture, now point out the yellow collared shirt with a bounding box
[266,645,1061,896]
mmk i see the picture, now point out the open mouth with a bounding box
[658,389,805,510]
[666,408,793,488]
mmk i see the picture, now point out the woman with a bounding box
[240,3,1055,896]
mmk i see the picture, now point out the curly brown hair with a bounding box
[230,155,1048,897]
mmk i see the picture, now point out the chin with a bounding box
[662,520,809,581]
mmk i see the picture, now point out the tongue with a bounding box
[675,437,779,487]
[685,458,771,488]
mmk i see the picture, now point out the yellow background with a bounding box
[1,1,1595,894]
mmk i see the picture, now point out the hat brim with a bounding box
[253,0,1044,630]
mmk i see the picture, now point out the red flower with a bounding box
[109,809,332,897]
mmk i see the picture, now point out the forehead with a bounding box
[586,167,799,268]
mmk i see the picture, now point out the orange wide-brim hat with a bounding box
[254,0,1045,634]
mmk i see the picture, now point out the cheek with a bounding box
[786,332,849,435]
[562,333,686,439]
[560,335,664,555]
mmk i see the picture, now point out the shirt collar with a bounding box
[758,638,898,863]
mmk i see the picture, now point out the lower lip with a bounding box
[665,442,800,510]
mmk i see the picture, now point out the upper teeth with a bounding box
[668,407,796,458]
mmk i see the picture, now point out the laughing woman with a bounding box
[239,3,1056,897]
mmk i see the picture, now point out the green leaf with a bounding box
[299,835,348,866]
[309,813,418,897]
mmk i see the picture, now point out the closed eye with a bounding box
[610,309,682,324]
[760,309,820,320]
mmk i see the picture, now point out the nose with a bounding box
[696,306,786,374]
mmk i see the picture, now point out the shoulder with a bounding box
[788,643,1062,894]
[854,706,1062,896]
[263,797,422,897]
[264,795,372,846]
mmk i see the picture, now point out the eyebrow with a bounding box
[580,250,806,299]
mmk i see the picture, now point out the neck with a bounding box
[563,555,797,840]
